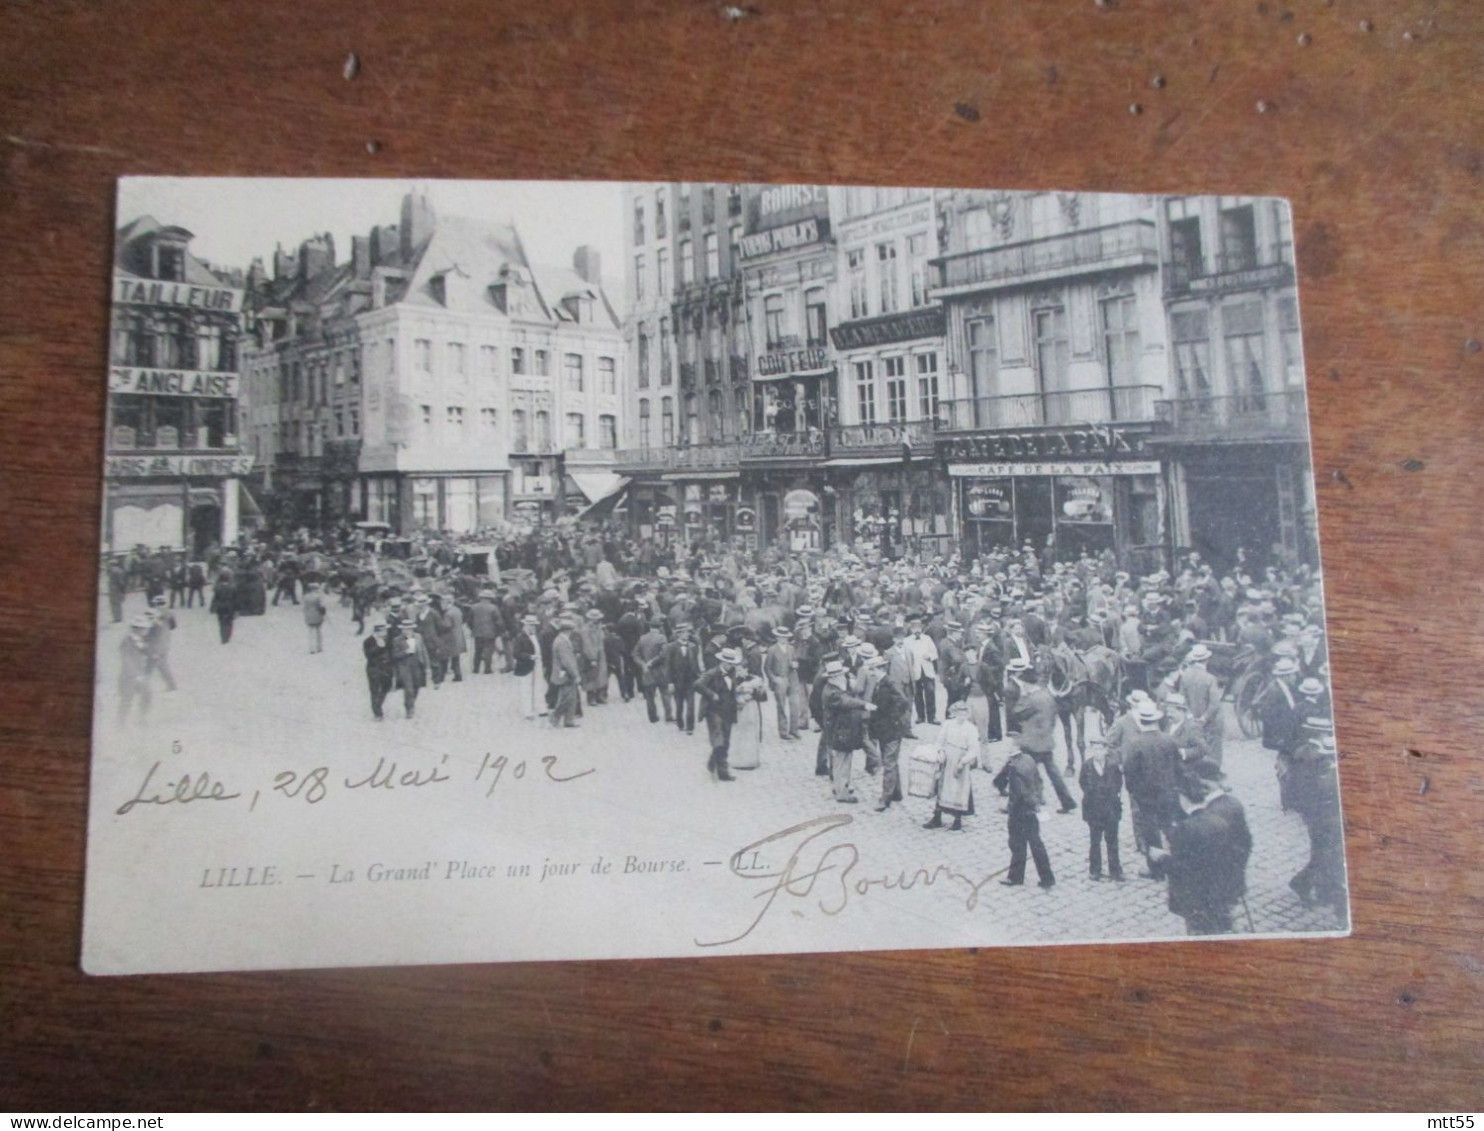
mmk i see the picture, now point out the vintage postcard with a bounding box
[85,177,1347,974]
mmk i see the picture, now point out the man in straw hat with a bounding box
[1284,719,1346,915]
[1122,696,1182,862]
[696,647,746,781]
[1176,641,1223,764]
[821,659,875,803]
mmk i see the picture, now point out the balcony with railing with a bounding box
[612,442,741,474]
[1154,389,1308,441]
[934,220,1159,295]
[729,354,748,380]
[564,447,618,466]
[1165,244,1295,296]
[938,384,1162,431]
[679,361,698,388]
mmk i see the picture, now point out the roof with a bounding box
[114,214,236,287]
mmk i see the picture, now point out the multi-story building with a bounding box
[244,191,625,534]
[826,186,951,553]
[105,216,251,554]
[1151,195,1315,570]
[932,189,1171,570]
[619,182,749,545]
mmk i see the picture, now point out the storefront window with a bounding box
[412,479,438,528]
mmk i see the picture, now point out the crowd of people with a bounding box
[102,521,1346,935]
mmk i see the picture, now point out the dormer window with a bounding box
[156,243,187,282]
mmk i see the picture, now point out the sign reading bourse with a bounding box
[109,367,239,398]
[739,184,831,260]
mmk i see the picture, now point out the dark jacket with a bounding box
[1152,793,1253,922]
[1078,758,1124,825]
[695,666,740,727]
[867,676,911,743]
[1005,750,1045,813]
[822,681,869,752]
[665,639,702,688]
[512,630,538,677]
[363,635,393,678]
[1010,684,1059,753]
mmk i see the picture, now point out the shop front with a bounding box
[948,458,1164,571]
[360,472,508,534]
[103,453,253,555]
[1163,442,1313,574]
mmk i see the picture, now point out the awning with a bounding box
[567,470,625,503]
[660,470,741,481]
[238,480,264,518]
[576,475,631,521]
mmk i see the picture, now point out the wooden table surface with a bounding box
[3,0,1482,1112]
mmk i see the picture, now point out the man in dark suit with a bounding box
[1001,660,1078,812]
[974,620,1005,742]
[1001,745,1055,889]
[937,620,972,710]
[549,617,584,729]
[695,647,744,781]
[1122,699,1183,857]
[468,589,502,675]
[1078,737,1125,880]
[665,622,701,734]
[362,621,394,721]
[821,659,873,803]
[1148,758,1253,935]
[512,613,540,719]
[633,617,672,724]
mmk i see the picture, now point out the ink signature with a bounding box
[695,815,998,947]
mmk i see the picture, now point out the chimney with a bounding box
[573,245,602,286]
[352,235,371,278]
[299,233,335,281]
[399,191,435,260]
[247,256,267,292]
[371,224,399,266]
[273,243,294,281]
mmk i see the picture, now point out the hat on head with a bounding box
[149,595,167,607]
[717,647,743,666]
[855,642,879,661]
[130,615,152,629]
[1187,643,1213,662]
[372,620,388,631]
[948,700,971,718]
[521,614,540,627]
[585,609,603,621]
[842,635,861,650]
[1272,656,1300,676]
[795,605,814,620]
[944,618,963,631]
[1181,757,1226,796]
[1303,715,1334,731]
[823,659,846,678]
[675,621,693,634]
[1006,657,1032,674]
[1163,691,1189,710]
[1133,700,1165,723]
[1299,677,1325,697]
[773,626,793,640]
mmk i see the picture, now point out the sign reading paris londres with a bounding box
[84,177,1347,976]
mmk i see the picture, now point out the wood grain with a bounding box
[2,0,1481,1111]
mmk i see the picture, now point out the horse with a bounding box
[1037,641,1123,774]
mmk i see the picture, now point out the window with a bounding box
[1223,300,1268,409]
[916,352,940,421]
[657,248,671,294]
[704,233,719,279]
[764,294,785,350]
[734,386,749,432]
[1278,295,1304,386]
[447,405,464,430]
[907,233,931,307]
[848,249,869,319]
[708,389,723,438]
[335,409,345,438]
[1028,194,1059,239]
[481,407,498,430]
[123,315,153,366]
[448,342,466,381]
[805,288,827,347]
[349,407,359,436]
[678,185,691,232]
[1219,205,1258,272]
[535,349,550,377]
[599,357,616,395]
[633,200,645,246]
[639,398,652,447]
[599,414,617,449]
[566,412,585,448]
[534,410,552,451]
[637,330,650,389]
[877,241,900,313]
[660,318,673,384]
[679,238,693,285]
[420,403,433,430]
[854,360,877,424]
[511,347,526,375]
[685,393,699,444]
[654,188,666,234]
[564,353,584,392]
[350,348,361,384]
[729,223,742,267]
[702,187,716,226]
[415,339,432,373]
[1034,307,1069,399]
[156,244,186,281]
[1101,295,1141,387]
[661,396,675,445]
[1170,216,1204,284]
[511,409,529,452]
[1171,309,1213,403]
[386,338,396,376]
[727,184,742,218]
[634,254,646,301]
[196,324,222,371]
[884,356,907,422]
[966,316,999,403]
[481,345,498,379]
[165,319,195,369]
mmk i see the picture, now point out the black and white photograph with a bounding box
[85,177,1348,974]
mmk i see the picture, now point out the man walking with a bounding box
[469,589,502,675]
[1001,742,1055,889]
[302,581,328,655]
[1147,758,1253,934]
[145,595,178,691]
[821,659,873,804]
[1079,736,1125,881]
[549,617,584,728]
[107,557,128,624]
[363,621,394,721]
[665,623,701,735]
[905,616,940,727]
[1000,658,1078,813]
[634,616,673,724]
[764,626,802,741]
[1123,698,1183,859]
[696,647,745,781]
[866,649,910,811]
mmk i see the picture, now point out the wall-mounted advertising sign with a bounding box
[106,454,255,478]
[739,184,831,260]
[756,344,831,378]
[109,366,240,399]
[113,275,243,313]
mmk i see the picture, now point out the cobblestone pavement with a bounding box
[92,591,1349,962]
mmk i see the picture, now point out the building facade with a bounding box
[932,189,1171,571]
[1151,194,1315,571]
[105,217,250,554]
[244,192,625,535]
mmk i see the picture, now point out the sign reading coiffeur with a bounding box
[109,366,239,399]
[113,275,243,313]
